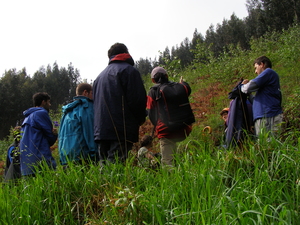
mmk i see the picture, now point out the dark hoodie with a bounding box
[93,53,147,143]
[20,107,57,176]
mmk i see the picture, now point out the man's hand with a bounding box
[242,79,249,84]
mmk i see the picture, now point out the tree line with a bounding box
[135,0,300,76]
[0,62,81,139]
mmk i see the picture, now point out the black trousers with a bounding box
[97,140,133,164]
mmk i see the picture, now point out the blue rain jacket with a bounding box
[58,96,97,165]
[251,68,282,121]
[20,107,57,176]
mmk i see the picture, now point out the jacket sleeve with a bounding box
[241,80,259,94]
[36,110,57,146]
[121,68,147,125]
[147,93,158,126]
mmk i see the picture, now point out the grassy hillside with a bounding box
[142,25,300,146]
[0,26,300,224]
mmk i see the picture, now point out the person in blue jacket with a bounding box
[58,83,98,165]
[93,43,147,165]
[20,92,58,176]
[241,56,283,137]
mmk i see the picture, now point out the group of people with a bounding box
[5,43,283,178]
[221,56,283,148]
[5,42,193,178]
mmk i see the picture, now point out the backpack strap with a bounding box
[150,83,164,139]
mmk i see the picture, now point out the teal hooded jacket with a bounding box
[58,96,98,165]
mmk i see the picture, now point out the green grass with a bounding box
[1,132,300,224]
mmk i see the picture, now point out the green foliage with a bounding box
[0,127,21,161]
[0,133,300,224]
[0,139,10,161]
[281,89,300,143]
[49,106,63,127]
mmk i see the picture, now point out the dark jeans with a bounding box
[98,140,133,164]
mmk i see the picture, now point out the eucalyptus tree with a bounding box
[0,68,32,138]
[135,57,153,76]
[67,62,81,101]
[43,62,72,110]
[245,0,300,39]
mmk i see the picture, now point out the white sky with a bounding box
[0,0,248,82]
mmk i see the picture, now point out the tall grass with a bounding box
[1,131,300,224]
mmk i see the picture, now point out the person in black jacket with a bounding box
[93,43,147,165]
[226,79,254,148]
[147,67,194,167]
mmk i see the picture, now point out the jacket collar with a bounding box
[109,53,134,66]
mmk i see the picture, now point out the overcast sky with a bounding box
[0,0,248,82]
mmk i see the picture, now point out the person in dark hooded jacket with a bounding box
[93,43,147,164]
[20,92,58,176]
[226,79,254,148]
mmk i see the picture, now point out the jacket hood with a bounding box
[109,53,134,66]
[23,107,45,117]
[62,96,92,114]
